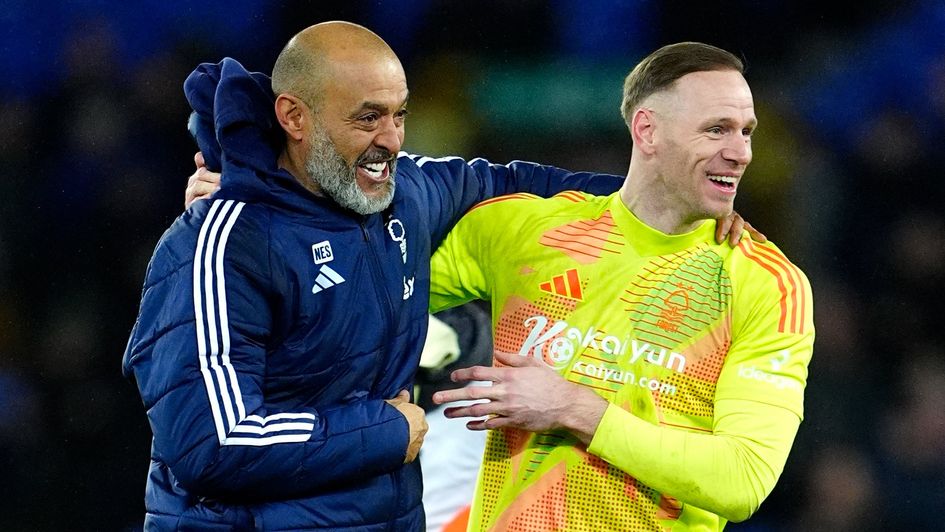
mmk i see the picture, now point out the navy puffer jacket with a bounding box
[122,58,621,531]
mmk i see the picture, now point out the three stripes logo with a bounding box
[737,239,807,334]
[194,199,317,446]
[310,241,345,294]
[312,265,345,294]
[538,268,584,301]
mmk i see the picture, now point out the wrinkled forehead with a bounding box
[325,47,405,85]
[323,54,408,102]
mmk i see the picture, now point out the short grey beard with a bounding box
[304,128,396,215]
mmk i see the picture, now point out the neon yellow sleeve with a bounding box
[589,241,814,522]
[721,240,815,420]
[587,398,800,523]
[429,197,515,313]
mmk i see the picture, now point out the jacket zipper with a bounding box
[360,218,397,372]
[360,218,402,524]
[359,220,406,531]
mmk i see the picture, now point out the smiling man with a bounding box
[122,21,631,531]
[270,24,407,214]
[430,42,814,531]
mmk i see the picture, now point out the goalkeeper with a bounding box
[430,42,814,531]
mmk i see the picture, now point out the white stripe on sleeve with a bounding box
[194,200,318,447]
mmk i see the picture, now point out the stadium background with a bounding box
[2,1,944,529]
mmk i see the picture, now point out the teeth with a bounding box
[708,175,736,184]
[360,162,386,178]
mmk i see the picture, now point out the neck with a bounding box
[279,146,323,197]
[618,167,706,235]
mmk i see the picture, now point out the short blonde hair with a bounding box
[620,42,744,129]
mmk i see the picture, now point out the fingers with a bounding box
[715,214,735,244]
[384,396,402,407]
[465,419,489,431]
[432,384,489,405]
[384,389,411,408]
[448,365,499,384]
[195,167,222,185]
[727,212,745,246]
[744,221,768,243]
[184,167,222,209]
[716,211,764,247]
[443,352,541,384]
[465,414,514,431]
[442,402,494,419]
[194,151,206,169]
[493,350,542,368]
[402,402,428,464]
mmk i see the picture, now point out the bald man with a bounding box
[122,22,628,530]
[270,22,406,214]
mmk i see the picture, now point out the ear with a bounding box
[274,94,307,142]
[630,108,657,156]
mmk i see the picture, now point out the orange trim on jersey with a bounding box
[539,211,624,264]
[538,268,584,300]
[555,190,587,203]
[469,193,536,212]
[737,240,790,332]
[571,217,618,230]
[749,240,807,335]
[489,462,569,532]
[752,239,807,334]
[442,506,471,532]
[553,275,567,295]
[566,268,583,299]
[737,240,806,334]
[539,234,621,257]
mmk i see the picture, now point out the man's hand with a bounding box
[385,390,428,464]
[715,210,767,246]
[432,351,607,445]
[185,152,222,209]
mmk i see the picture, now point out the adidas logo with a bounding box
[538,268,583,300]
[312,265,345,294]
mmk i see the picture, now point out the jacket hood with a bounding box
[183,57,324,212]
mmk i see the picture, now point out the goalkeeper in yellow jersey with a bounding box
[430,41,814,531]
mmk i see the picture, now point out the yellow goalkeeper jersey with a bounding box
[429,191,814,531]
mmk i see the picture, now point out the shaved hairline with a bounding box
[271,40,328,110]
[271,22,399,112]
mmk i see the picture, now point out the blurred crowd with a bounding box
[2,1,943,530]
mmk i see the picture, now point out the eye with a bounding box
[707,126,724,135]
[395,109,410,119]
[359,113,379,124]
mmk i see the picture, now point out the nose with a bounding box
[374,116,403,155]
[722,135,752,166]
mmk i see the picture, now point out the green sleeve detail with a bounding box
[586,398,800,522]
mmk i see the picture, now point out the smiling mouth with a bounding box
[358,161,389,182]
[707,174,737,192]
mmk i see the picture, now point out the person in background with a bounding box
[430,41,814,531]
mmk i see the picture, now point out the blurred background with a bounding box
[2,1,944,530]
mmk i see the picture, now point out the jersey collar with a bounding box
[608,193,716,257]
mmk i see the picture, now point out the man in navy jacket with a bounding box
[122,21,627,530]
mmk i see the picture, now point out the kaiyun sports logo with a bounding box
[516,315,688,373]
